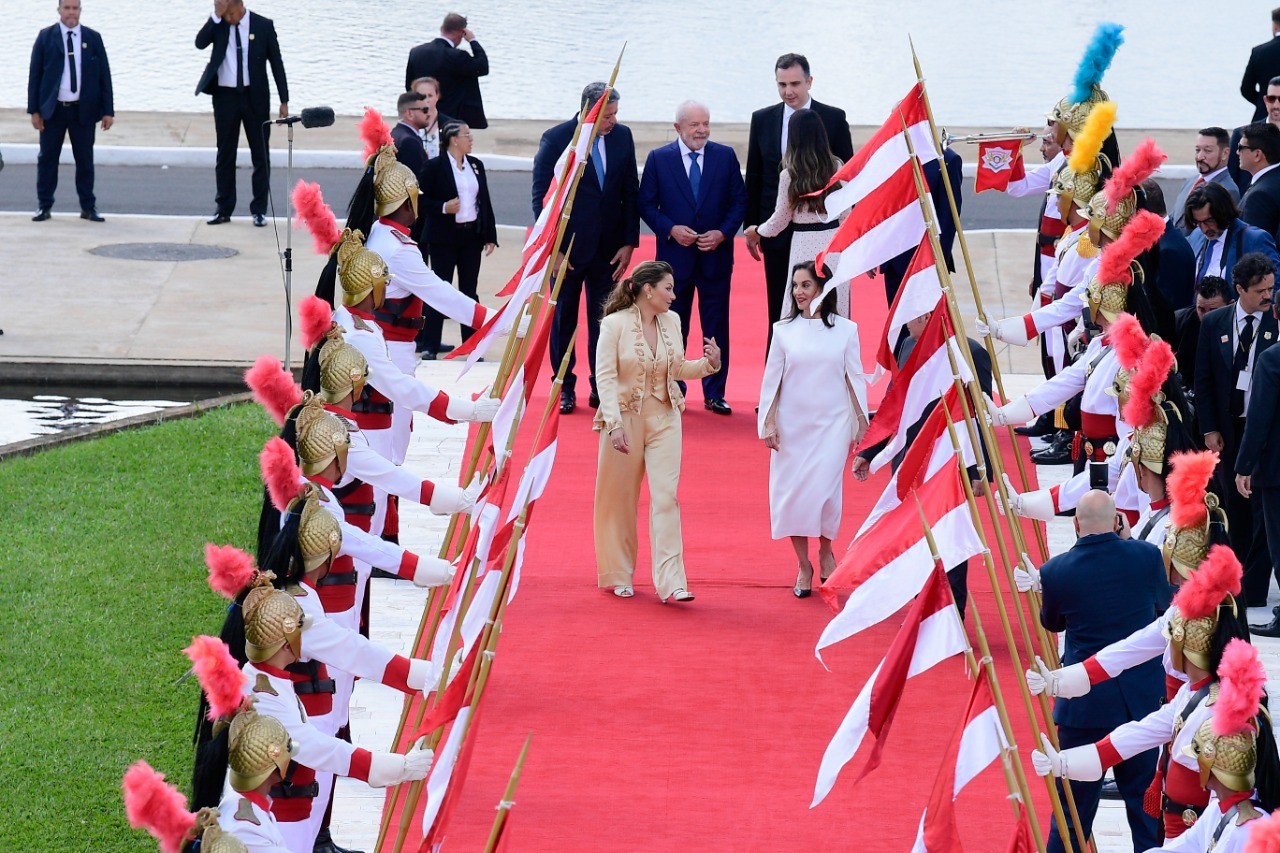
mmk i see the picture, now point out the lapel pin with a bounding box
[249,33,256,40]
[1267,332,1274,340]
[1221,335,1230,343]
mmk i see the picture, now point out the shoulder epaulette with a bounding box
[234,797,261,825]
[252,673,278,697]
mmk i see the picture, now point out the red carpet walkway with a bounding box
[407,238,1047,851]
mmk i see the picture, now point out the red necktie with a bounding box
[1193,176,1205,189]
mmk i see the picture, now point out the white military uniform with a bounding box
[216,786,290,853]
[1144,792,1267,852]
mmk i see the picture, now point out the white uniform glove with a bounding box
[1027,659,1091,699]
[989,396,1036,428]
[1031,734,1102,781]
[427,479,478,515]
[405,657,442,692]
[412,556,456,588]
[366,740,435,787]
[1013,564,1041,593]
[446,394,500,423]
[975,317,992,338]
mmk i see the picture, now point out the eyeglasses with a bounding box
[1237,144,1255,152]
[1265,95,1280,104]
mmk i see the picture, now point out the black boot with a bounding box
[313,827,366,853]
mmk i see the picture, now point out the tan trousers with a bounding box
[594,396,688,599]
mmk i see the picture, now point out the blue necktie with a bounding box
[688,152,701,201]
[594,137,606,189]
[1197,238,1214,281]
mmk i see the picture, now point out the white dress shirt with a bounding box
[781,98,813,155]
[1253,163,1280,182]
[449,156,479,224]
[423,123,440,159]
[677,138,706,178]
[1234,301,1264,407]
[1201,234,1226,279]
[213,11,251,88]
[57,23,82,102]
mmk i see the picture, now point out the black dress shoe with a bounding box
[80,208,105,222]
[253,213,267,227]
[705,398,732,416]
[589,391,600,409]
[313,827,365,853]
[207,213,231,225]
[1250,609,1280,637]
[32,208,51,222]
[1099,777,1122,800]
[435,343,455,354]
[560,391,576,414]
[420,350,438,361]
[1014,412,1055,438]
[1030,432,1074,465]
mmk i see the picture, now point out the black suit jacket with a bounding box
[1040,533,1169,729]
[1195,304,1279,446]
[531,119,640,265]
[28,24,113,123]
[1237,343,1280,486]
[744,100,854,227]
[421,153,498,247]
[194,13,288,118]
[1156,225,1196,312]
[405,38,488,129]
[1241,166,1280,238]
[392,121,431,244]
[1241,36,1280,121]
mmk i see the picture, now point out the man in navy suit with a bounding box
[1038,490,1166,853]
[195,0,289,226]
[404,13,488,130]
[1141,180,1196,312]
[1196,252,1278,607]
[638,101,746,415]
[1186,182,1280,278]
[1237,289,1280,634]
[1239,121,1280,239]
[532,83,639,414]
[27,0,113,222]
[744,53,853,351]
[1241,10,1280,121]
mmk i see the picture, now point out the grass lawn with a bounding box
[0,404,276,849]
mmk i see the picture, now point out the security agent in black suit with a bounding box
[27,0,113,222]
[1237,289,1280,635]
[744,53,854,351]
[1241,10,1280,122]
[1037,491,1166,853]
[404,12,488,130]
[1143,180,1196,312]
[1196,252,1278,606]
[1174,275,1234,398]
[531,83,640,413]
[1238,121,1280,238]
[195,0,288,226]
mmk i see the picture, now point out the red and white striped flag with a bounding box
[816,83,937,221]
[909,671,1007,852]
[506,404,560,525]
[858,305,972,474]
[879,240,945,376]
[814,160,931,296]
[812,564,969,807]
[421,705,483,849]
[815,459,982,655]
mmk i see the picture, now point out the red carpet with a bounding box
[386,237,1048,851]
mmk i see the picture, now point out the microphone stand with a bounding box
[282,120,295,370]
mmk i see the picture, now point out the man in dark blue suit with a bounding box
[638,101,747,415]
[1237,289,1280,634]
[1142,179,1196,312]
[1196,252,1278,607]
[532,83,639,414]
[1038,490,1166,853]
[1186,182,1280,277]
[27,0,113,222]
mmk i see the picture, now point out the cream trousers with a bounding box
[594,396,688,599]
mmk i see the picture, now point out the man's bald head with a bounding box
[1075,490,1116,535]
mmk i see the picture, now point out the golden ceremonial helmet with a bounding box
[1185,713,1258,794]
[294,393,350,478]
[288,483,342,574]
[1085,188,1137,244]
[227,707,297,793]
[193,810,249,853]
[1163,495,1224,581]
[1085,265,1134,325]
[1164,599,1234,671]
[1054,158,1108,221]
[1129,407,1171,475]
[242,578,307,663]
[316,329,369,406]
[335,228,390,309]
[370,144,420,218]
[1049,84,1110,143]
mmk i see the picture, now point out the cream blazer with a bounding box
[593,306,717,433]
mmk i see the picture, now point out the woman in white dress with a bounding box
[744,109,850,317]
[758,261,869,597]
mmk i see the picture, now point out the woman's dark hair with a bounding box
[1185,182,1240,232]
[782,110,840,214]
[785,261,838,328]
[601,261,672,316]
[442,121,469,149]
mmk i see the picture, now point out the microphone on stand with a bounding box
[273,106,336,128]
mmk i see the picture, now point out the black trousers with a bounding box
[1225,418,1273,605]
[670,270,731,401]
[36,102,96,210]
[760,228,794,355]
[549,252,615,396]
[212,87,270,216]
[1258,484,1280,599]
[425,226,486,347]
[1046,726,1159,853]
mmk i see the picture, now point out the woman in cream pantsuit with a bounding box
[594,261,721,602]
